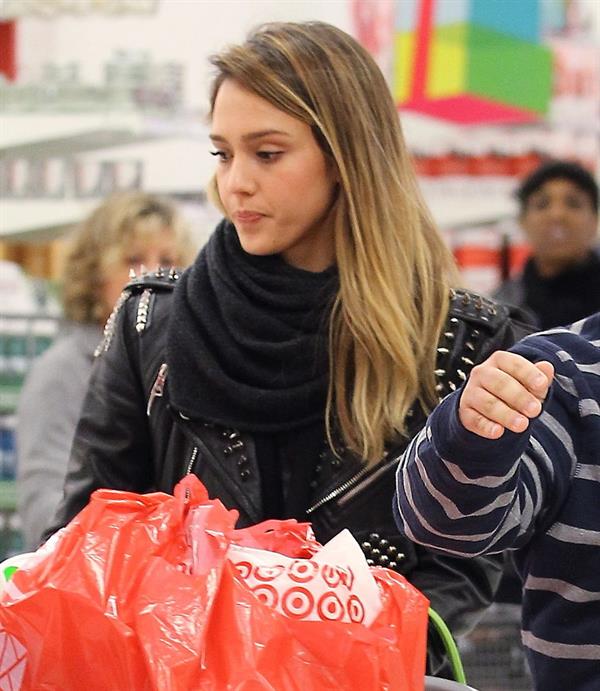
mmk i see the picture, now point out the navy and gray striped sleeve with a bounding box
[394,323,590,558]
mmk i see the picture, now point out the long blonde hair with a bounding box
[63,192,195,323]
[209,22,458,463]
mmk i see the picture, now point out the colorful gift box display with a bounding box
[394,0,553,124]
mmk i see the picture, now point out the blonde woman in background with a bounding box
[46,23,533,676]
[17,192,195,549]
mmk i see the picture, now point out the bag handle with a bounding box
[428,607,466,684]
[174,474,210,518]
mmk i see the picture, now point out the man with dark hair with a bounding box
[495,160,599,329]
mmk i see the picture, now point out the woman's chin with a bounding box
[237,236,278,257]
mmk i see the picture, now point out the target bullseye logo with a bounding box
[230,550,369,625]
[339,567,355,589]
[317,591,345,621]
[254,564,285,581]
[288,560,318,583]
[281,587,314,618]
[251,583,279,608]
[234,560,253,579]
[321,564,341,588]
[347,594,365,623]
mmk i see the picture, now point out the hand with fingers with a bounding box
[458,351,554,440]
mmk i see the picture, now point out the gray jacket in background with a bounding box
[16,322,102,549]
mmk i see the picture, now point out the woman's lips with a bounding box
[234,211,265,223]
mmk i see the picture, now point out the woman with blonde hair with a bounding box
[61,191,194,325]
[46,23,531,675]
[17,191,194,549]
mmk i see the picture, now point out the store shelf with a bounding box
[0,199,100,238]
[0,110,214,238]
[427,191,518,228]
[79,136,214,193]
[0,481,17,513]
[0,113,144,151]
[0,480,22,560]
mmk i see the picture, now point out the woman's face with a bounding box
[100,226,179,322]
[521,178,598,276]
[210,79,338,272]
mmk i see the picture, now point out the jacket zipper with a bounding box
[185,446,198,475]
[173,413,261,524]
[306,452,401,514]
[306,466,369,515]
[146,362,168,416]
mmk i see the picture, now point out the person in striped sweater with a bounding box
[394,313,600,690]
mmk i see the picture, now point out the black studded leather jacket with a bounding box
[47,273,535,675]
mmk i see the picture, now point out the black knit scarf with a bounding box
[167,220,338,432]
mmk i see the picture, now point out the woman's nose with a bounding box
[224,157,256,195]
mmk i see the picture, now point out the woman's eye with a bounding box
[210,150,230,162]
[257,150,282,161]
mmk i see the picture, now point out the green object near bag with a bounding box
[3,565,18,581]
[429,606,467,684]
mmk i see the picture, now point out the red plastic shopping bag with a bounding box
[202,555,428,690]
[0,475,429,690]
[0,476,236,691]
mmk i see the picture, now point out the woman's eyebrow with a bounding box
[209,129,292,143]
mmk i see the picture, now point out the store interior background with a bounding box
[0,1,599,688]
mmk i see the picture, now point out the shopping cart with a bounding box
[425,678,479,690]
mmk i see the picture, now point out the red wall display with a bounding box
[0,21,17,81]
